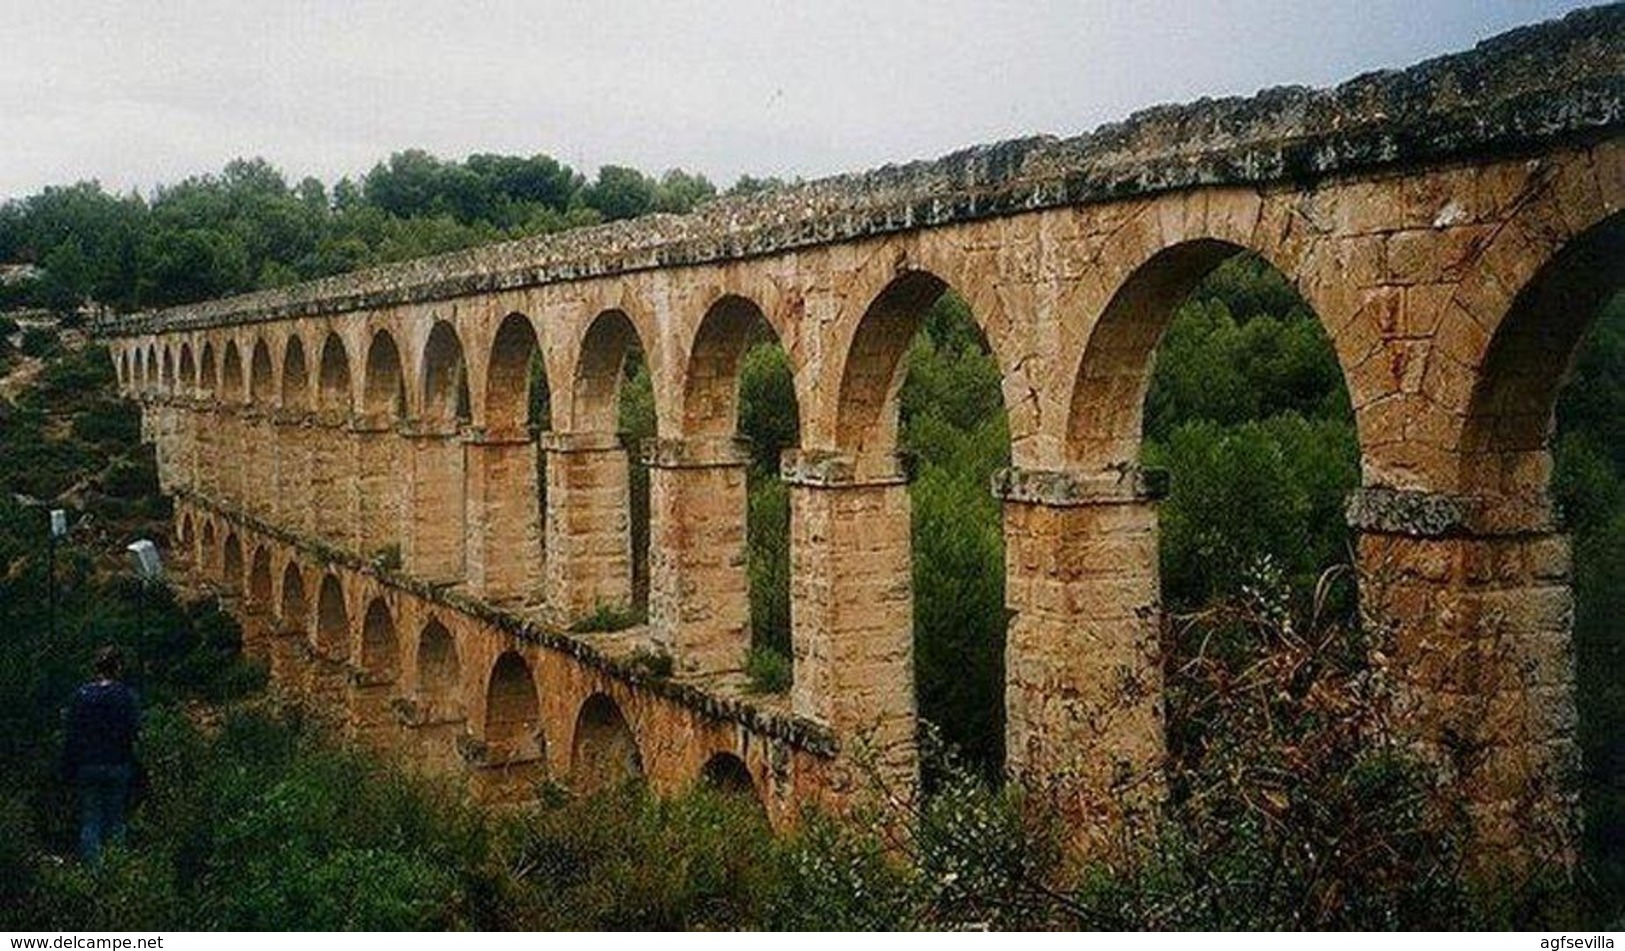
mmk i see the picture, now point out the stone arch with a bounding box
[145,344,157,389]
[421,320,470,425]
[681,293,800,439]
[834,270,952,476]
[221,532,244,593]
[1065,239,1242,469]
[570,692,643,791]
[809,267,1019,780]
[484,651,541,752]
[1023,235,1361,836]
[414,617,461,708]
[317,332,352,415]
[119,350,131,389]
[279,561,308,628]
[249,338,275,404]
[161,346,175,392]
[660,291,804,674]
[484,312,548,437]
[281,336,311,412]
[132,349,145,391]
[199,342,218,397]
[176,511,192,549]
[315,573,349,661]
[178,343,196,395]
[362,329,406,419]
[699,751,757,799]
[571,309,648,433]
[221,341,245,402]
[248,547,273,607]
[1457,211,1625,523]
[359,597,399,681]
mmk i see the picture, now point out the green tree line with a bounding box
[0,153,778,315]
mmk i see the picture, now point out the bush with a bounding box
[19,325,57,358]
[744,645,790,694]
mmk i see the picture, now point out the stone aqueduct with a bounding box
[105,10,1622,866]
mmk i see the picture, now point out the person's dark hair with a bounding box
[92,645,123,680]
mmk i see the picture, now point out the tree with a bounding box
[580,166,657,221]
[654,169,717,214]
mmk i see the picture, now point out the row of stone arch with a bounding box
[174,505,769,808]
[125,146,1622,861]
[115,204,1621,502]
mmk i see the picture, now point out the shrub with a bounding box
[744,645,790,694]
[20,325,58,358]
[568,602,640,634]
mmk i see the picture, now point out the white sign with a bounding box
[126,539,163,580]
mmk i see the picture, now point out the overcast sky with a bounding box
[0,0,1598,200]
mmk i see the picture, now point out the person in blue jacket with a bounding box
[62,646,140,865]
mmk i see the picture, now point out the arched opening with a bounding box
[275,561,311,690]
[312,334,354,541]
[199,342,217,397]
[1098,247,1361,613]
[161,346,175,392]
[178,343,196,395]
[487,313,549,437]
[249,547,273,607]
[250,338,275,404]
[363,330,406,419]
[571,310,655,617]
[317,332,352,415]
[421,320,471,426]
[700,751,758,801]
[358,330,407,562]
[480,313,551,601]
[315,573,349,661]
[484,651,541,756]
[412,321,470,582]
[279,562,308,629]
[359,597,399,681]
[683,295,801,682]
[276,336,314,527]
[221,532,244,593]
[119,350,131,389]
[1463,213,1624,889]
[834,272,1012,780]
[1461,215,1625,516]
[415,617,461,710]
[221,341,244,403]
[132,349,145,391]
[1066,243,1360,837]
[145,344,157,389]
[281,336,310,411]
[571,692,643,792]
[199,520,218,576]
